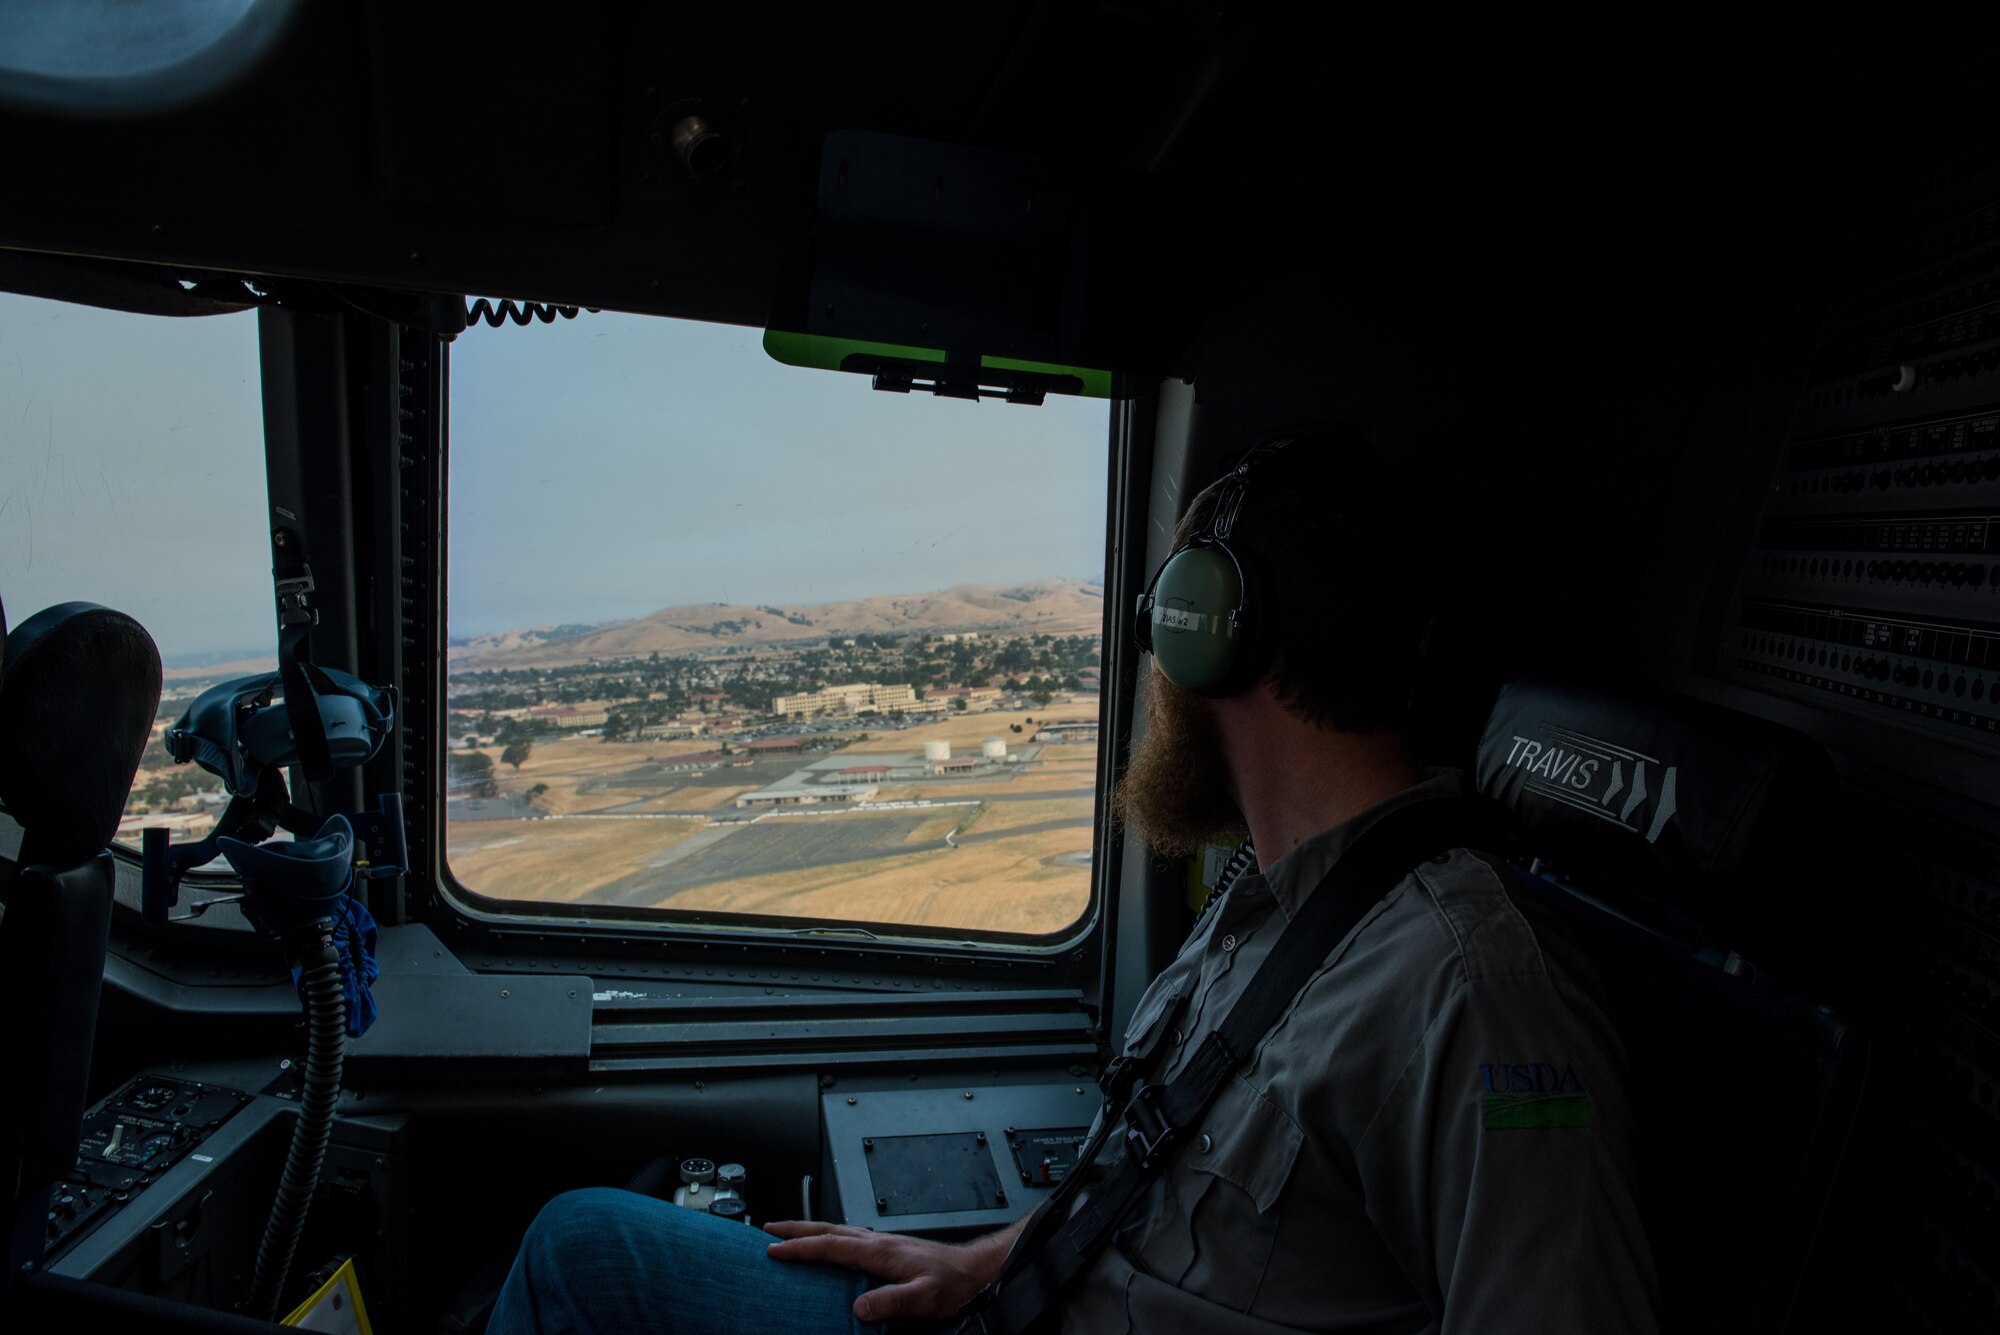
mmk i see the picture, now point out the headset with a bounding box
[1133,438,1293,696]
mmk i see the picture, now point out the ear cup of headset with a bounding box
[1138,436,1298,696]
[1147,541,1251,695]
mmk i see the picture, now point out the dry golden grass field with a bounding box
[449,817,706,903]
[615,785,753,813]
[446,710,1100,936]
[464,735,730,814]
[651,821,1091,935]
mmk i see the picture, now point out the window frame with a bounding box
[417,330,1144,980]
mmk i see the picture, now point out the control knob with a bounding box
[673,1158,719,1211]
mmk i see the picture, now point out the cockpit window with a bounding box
[444,311,1109,942]
[0,292,270,849]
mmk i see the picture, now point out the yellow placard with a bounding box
[1187,841,1237,911]
[282,1257,374,1335]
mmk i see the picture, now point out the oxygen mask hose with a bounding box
[244,920,346,1320]
[220,816,359,1321]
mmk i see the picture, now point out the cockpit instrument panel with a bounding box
[46,1077,251,1256]
[1726,155,2000,752]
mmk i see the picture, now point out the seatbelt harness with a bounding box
[954,796,1496,1335]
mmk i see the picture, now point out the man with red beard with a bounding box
[490,430,1658,1335]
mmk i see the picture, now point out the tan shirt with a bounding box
[1062,770,1660,1334]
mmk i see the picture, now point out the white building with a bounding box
[773,682,919,718]
[735,783,878,809]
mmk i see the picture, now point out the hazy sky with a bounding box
[0,293,270,660]
[0,295,1109,658]
[450,311,1109,636]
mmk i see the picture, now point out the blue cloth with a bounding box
[289,894,380,1038]
[488,1188,887,1335]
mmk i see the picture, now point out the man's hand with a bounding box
[764,1213,1029,1324]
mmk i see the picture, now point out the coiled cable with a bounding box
[244,943,346,1320]
[465,297,585,327]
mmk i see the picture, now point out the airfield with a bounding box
[445,707,1100,936]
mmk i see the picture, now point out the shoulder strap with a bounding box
[271,529,333,786]
[960,796,1496,1335]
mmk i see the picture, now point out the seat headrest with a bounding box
[1475,676,1836,928]
[0,602,162,869]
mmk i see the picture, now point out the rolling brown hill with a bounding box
[450,577,1105,669]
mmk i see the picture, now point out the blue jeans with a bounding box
[488,1187,888,1335]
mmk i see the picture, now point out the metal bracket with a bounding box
[275,566,318,628]
[143,790,409,923]
[347,793,409,882]
[149,1189,212,1285]
[1119,1084,1178,1171]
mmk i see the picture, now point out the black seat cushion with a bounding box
[0,602,161,868]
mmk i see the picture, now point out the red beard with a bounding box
[1111,667,1248,859]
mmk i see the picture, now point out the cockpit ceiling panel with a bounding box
[0,2,1267,326]
[0,7,1919,330]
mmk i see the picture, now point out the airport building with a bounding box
[637,714,743,740]
[773,682,920,718]
[527,705,610,728]
[658,752,751,774]
[743,736,812,753]
[1034,720,1099,743]
[933,686,1002,709]
[734,784,879,809]
[837,765,895,781]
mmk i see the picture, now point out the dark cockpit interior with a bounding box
[1,6,1996,1332]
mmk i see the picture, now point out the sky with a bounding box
[449,311,1109,636]
[0,292,271,661]
[0,295,1109,659]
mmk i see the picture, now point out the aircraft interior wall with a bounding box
[7,9,2000,1333]
[1168,88,2000,1321]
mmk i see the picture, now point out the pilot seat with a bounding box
[0,599,162,1284]
[1475,675,1869,1335]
